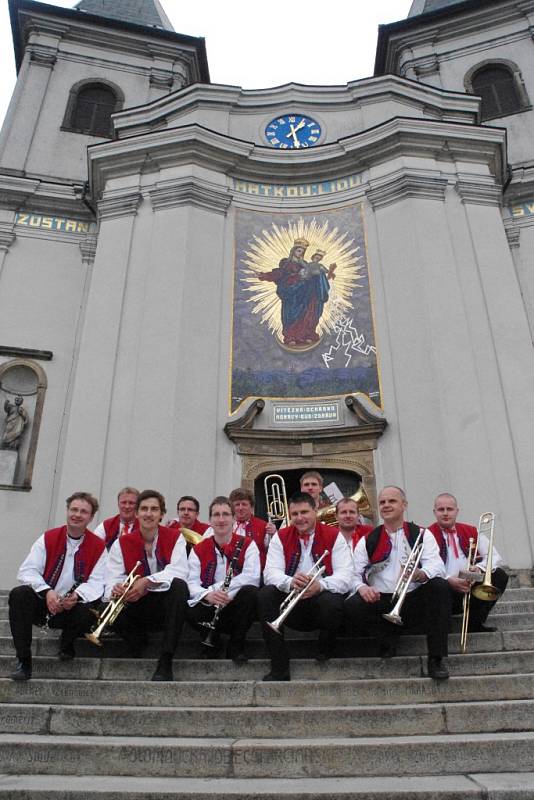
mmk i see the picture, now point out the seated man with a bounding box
[105,489,189,682]
[167,495,210,535]
[344,485,451,680]
[93,486,139,550]
[257,491,353,681]
[9,491,106,681]
[336,496,373,550]
[187,496,260,663]
[429,492,509,632]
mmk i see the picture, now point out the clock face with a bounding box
[265,114,322,149]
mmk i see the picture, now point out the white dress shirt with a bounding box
[104,529,188,599]
[440,528,503,578]
[17,532,107,603]
[187,539,261,606]
[263,530,354,595]
[351,526,445,595]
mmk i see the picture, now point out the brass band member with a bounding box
[105,490,189,682]
[167,495,210,535]
[187,496,260,663]
[9,492,106,681]
[257,491,353,681]
[344,486,451,680]
[429,493,509,632]
[299,470,330,510]
[93,486,139,549]
[336,496,373,549]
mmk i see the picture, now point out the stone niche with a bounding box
[224,395,387,524]
[0,358,47,490]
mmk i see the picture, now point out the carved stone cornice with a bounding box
[0,223,16,253]
[79,234,98,264]
[224,396,387,456]
[28,45,57,68]
[504,220,521,249]
[455,180,502,207]
[149,179,232,215]
[367,173,448,210]
[97,191,143,221]
[149,69,174,90]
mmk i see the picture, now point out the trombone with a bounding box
[264,474,289,527]
[85,561,141,646]
[460,511,500,652]
[267,551,329,634]
[382,530,424,626]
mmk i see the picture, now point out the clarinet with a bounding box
[42,580,82,631]
[201,537,245,648]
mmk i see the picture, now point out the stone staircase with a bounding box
[1,587,534,798]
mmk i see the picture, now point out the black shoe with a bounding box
[427,656,449,680]
[58,642,75,662]
[151,654,174,682]
[10,659,32,681]
[379,640,397,659]
[468,623,497,633]
[262,671,290,681]
[226,641,248,665]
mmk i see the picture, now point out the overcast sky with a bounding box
[0,0,413,126]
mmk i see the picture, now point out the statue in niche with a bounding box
[1,396,29,451]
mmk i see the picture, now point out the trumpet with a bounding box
[382,530,424,626]
[264,474,289,527]
[267,551,329,634]
[85,561,141,646]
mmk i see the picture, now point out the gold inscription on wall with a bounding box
[233,175,361,198]
[15,213,89,234]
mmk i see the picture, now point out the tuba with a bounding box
[264,474,289,527]
[317,484,373,526]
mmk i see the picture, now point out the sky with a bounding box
[0,0,413,126]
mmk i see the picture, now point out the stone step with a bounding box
[1,731,533,778]
[1,772,533,799]
[1,649,534,682]
[2,697,534,739]
[2,672,534,707]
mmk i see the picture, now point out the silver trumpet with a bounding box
[382,530,424,626]
[267,551,329,634]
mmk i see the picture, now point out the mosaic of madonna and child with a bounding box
[230,205,381,413]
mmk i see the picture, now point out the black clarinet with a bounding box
[201,537,245,648]
[42,580,82,631]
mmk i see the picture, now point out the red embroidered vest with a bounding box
[119,526,180,577]
[428,522,478,563]
[103,514,140,550]
[194,533,253,588]
[277,523,339,576]
[43,526,105,588]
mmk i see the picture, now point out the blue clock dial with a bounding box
[265,114,322,149]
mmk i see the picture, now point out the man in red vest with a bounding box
[105,490,189,682]
[344,486,450,679]
[167,495,210,535]
[9,491,106,681]
[429,493,508,632]
[336,496,373,550]
[187,496,261,662]
[93,486,140,550]
[257,491,353,681]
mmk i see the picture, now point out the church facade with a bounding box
[0,0,533,585]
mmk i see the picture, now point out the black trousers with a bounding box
[257,584,345,676]
[344,577,451,658]
[449,567,509,628]
[187,584,258,645]
[112,577,189,657]
[9,584,96,662]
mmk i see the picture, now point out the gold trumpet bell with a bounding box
[180,527,203,546]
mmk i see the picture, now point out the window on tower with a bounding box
[62,82,122,138]
[468,63,529,121]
